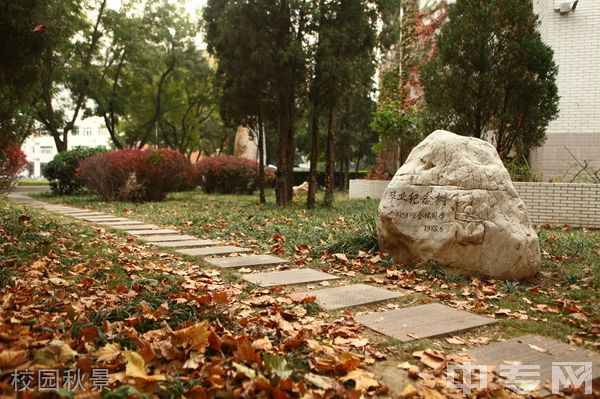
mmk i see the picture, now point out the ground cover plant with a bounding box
[5,190,599,397]
[45,146,106,195]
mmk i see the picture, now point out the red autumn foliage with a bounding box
[76,149,193,201]
[0,146,27,193]
[194,156,275,195]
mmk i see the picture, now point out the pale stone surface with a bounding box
[129,229,179,236]
[70,213,109,218]
[234,125,259,161]
[151,239,217,248]
[465,335,600,394]
[137,234,199,242]
[300,284,402,310]
[95,220,145,226]
[356,303,495,342]
[243,269,339,287]
[206,255,288,268]
[176,246,251,256]
[111,224,162,230]
[84,217,132,222]
[378,130,540,280]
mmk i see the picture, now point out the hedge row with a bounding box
[42,149,271,201]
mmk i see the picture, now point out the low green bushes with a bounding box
[45,146,106,194]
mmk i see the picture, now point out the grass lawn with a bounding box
[17,179,50,186]
[38,189,599,346]
[2,189,598,396]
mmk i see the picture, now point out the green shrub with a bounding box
[504,158,540,182]
[45,146,106,194]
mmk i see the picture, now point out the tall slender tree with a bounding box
[0,0,47,149]
[204,0,308,205]
[33,0,107,152]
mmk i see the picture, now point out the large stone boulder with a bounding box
[378,130,540,280]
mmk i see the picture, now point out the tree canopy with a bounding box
[420,0,559,159]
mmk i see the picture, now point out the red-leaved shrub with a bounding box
[194,156,274,194]
[136,149,194,200]
[76,149,193,201]
[0,146,27,193]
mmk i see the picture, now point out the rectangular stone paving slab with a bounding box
[206,254,289,268]
[136,234,199,242]
[151,239,217,248]
[129,229,179,236]
[300,284,402,310]
[110,224,162,230]
[84,217,132,222]
[70,213,108,218]
[243,268,339,287]
[95,220,145,226]
[176,246,251,257]
[464,335,600,393]
[356,303,495,342]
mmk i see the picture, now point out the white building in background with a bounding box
[531,0,600,180]
[21,116,113,179]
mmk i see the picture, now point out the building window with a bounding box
[72,127,79,136]
[82,127,92,136]
[40,146,53,155]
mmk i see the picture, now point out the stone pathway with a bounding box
[355,303,495,342]
[151,239,217,248]
[296,283,403,310]
[206,254,288,268]
[465,335,600,395]
[9,194,600,396]
[176,246,251,256]
[242,268,340,287]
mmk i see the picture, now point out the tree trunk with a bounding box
[276,93,292,205]
[343,158,349,190]
[324,106,334,207]
[258,114,266,204]
[307,109,319,209]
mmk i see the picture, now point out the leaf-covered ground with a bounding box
[2,191,599,398]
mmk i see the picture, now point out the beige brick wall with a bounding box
[349,180,600,228]
[529,132,600,180]
[513,182,600,228]
[531,0,600,180]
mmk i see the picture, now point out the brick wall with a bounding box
[530,0,600,179]
[349,180,600,228]
[513,182,600,228]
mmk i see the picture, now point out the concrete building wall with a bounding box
[531,0,600,180]
[21,116,112,179]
